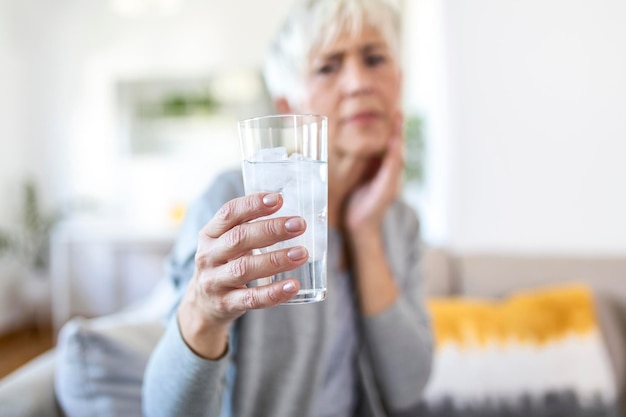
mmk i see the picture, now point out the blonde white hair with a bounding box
[263,0,402,108]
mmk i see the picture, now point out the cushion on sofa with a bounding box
[54,318,163,417]
[418,283,621,416]
[453,253,626,398]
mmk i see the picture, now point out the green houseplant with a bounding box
[0,180,60,274]
[404,114,425,186]
[0,180,62,333]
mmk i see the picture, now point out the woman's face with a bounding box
[298,25,402,160]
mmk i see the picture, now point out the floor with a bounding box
[0,324,54,379]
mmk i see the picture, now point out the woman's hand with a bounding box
[341,114,404,315]
[178,192,309,359]
[344,113,405,236]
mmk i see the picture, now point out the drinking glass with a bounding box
[238,114,328,304]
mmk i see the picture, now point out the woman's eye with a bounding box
[365,54,386,67]
[317,61,339,75]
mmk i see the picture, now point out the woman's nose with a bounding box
[341,59,373,96]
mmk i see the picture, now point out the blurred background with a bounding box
[1,0,625,378]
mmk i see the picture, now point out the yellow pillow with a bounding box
[428,283,597,348]
[418,283,618,416]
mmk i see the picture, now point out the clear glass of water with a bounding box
[238,114,328,304]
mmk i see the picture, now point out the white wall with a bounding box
[409,0,626,255]
[0,0,27,227]
[404,0,451,247]
[0,0,292,230]
[4,0,626,255]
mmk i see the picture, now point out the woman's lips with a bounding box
[343,111,381,125]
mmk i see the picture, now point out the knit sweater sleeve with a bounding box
[360,202,433,415]
[142,169,244,417]
[142,317,231,417]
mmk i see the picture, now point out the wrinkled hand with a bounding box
[345,113,405,234]
[179,192,308,358]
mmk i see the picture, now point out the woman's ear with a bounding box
[274,97,292,114]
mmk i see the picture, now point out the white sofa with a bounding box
[1,246,625,416]
[0,278,177,417]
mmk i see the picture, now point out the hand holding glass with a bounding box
[238,114,328,304]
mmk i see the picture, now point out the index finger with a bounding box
[203,192,282,239]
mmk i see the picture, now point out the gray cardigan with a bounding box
[143,169,433,417]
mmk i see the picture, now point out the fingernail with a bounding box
[262,193,279,207]
[285,217,305,232]
[283,281,297,293]
[287,246,307,261]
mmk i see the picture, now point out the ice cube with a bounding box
[277,166,301,217]
[253,146,288,162]
[258,162,295,194]
[312,216,327,261]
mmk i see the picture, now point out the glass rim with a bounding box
[238,113,327,128]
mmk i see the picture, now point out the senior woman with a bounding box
[143,0,433,416]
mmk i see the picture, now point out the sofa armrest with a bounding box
[0,349,64,417]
